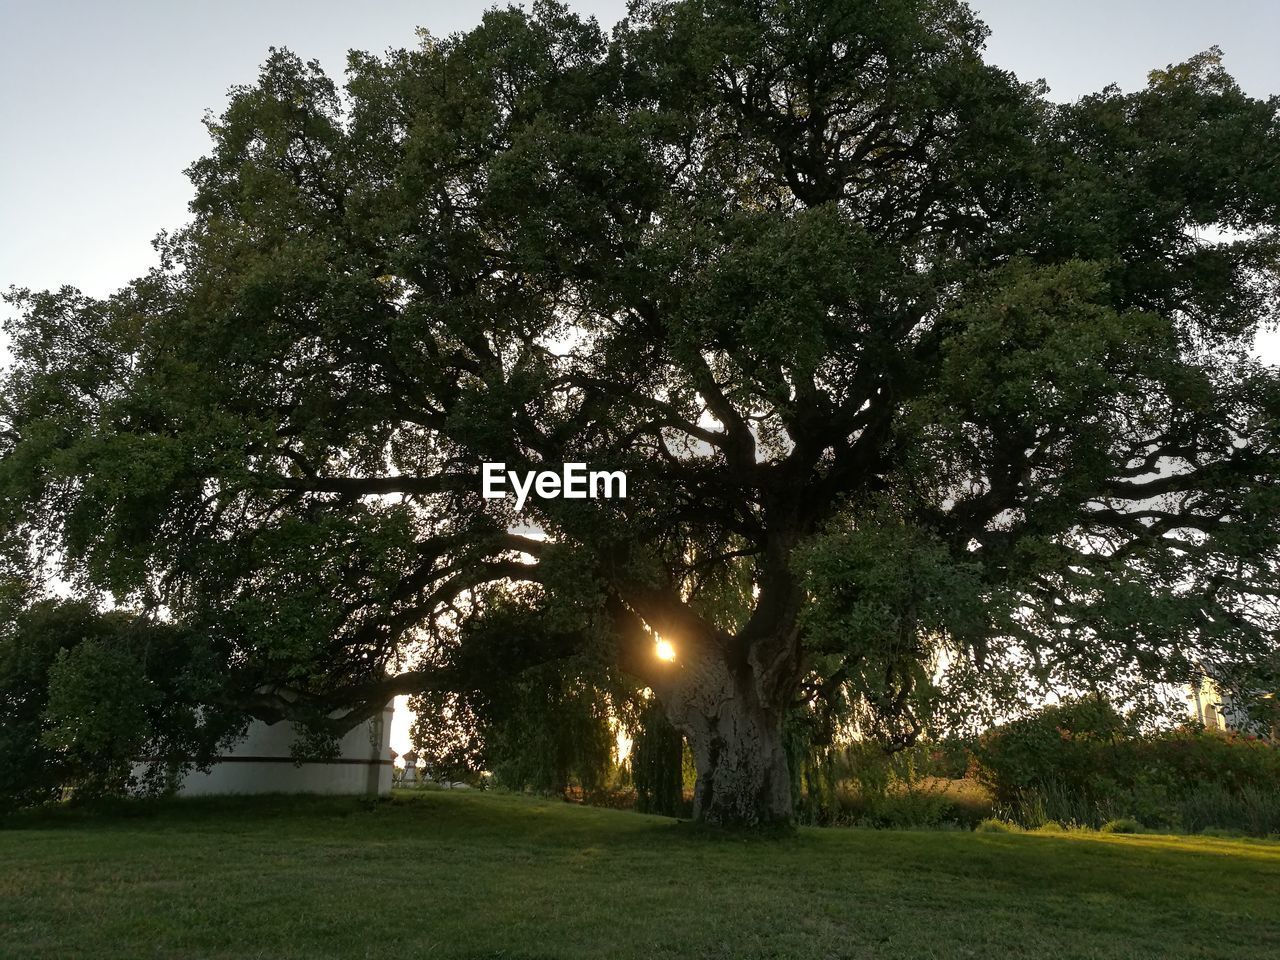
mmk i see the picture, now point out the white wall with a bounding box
[166,705,395,797]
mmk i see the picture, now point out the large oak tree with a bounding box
[4,0,1279,825]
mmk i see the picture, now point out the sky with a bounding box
[2,1,1278,753]
[3,0,1280,300]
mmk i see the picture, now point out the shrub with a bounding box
[994,782,1125,830]
[863,782,954,828]
[1,600,242,812]
[940,777,995,829]
[971,697,1138,805]
[787,735,994,829]
[1176,785,1239,834]
[972,698,1280,836]
[1152,728,1280,795]
[975,818,1020,833]
[1239,784,1280,837]
[1101,818,1142,834]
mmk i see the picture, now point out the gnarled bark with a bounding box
[660,647,792,827]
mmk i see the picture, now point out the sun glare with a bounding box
[655,638,677,661]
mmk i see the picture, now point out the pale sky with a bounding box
[3,1,1280,300]
[2,1,1278,752]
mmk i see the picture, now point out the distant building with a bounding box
[1188,674,1276,740]
[141,704,395,798]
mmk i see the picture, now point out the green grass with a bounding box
[2,790,1278,959]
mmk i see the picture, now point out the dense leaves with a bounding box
[2,0,1278,822]
[0,600,243,810]
[972,697,1280,833]
[630,697,687,815]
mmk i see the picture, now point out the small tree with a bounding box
[0,600,243,808]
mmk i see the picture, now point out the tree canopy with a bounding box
[3,0,1279,825]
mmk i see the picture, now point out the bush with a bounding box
[1152,728,1280,795]
[1198,826,1248,839]
[975,818,1020,833]
[1101,817,1142,834]
[971,697,1138,805]
[790,736,991,829]
[1239,784,1280,837]
[862,782,955,828]
[1,600,241,812]
[788,697,1277,836]
[972,698,1280,836]
[939,777,995,829]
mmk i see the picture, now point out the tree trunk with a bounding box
[660,648,793,827]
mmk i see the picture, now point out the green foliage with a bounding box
[0,601,68,811]
[1152,725,1280,793]
[976,698,1280,834]
[411,667,620,797]
[41,635,156,797]
[974,818,1020,834]
[862,784,958,830]
[3,0,1280,824]
[486,667,618,797]
[788,732,988,829]
[971,697,1137,805]
[629,697,687,817]
[0,600,243,810]
[406,689,487,785]
[1100,818,1142,834]
[409,597,622,796]
[798,502,988,747]
[1177,784,1280,837]
[994,783,1123,832]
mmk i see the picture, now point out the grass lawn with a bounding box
[2,790,1277,959]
